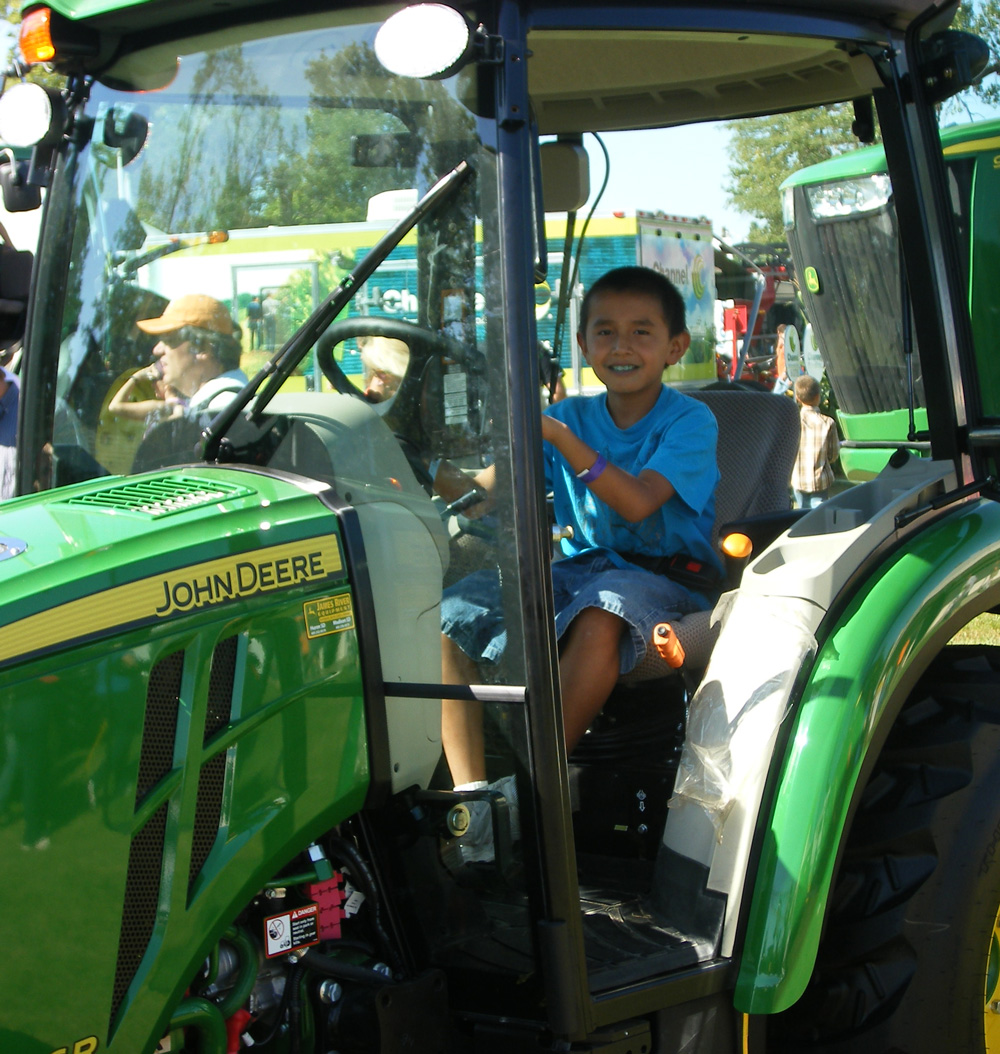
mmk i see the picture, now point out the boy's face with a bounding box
[578,290,690,398]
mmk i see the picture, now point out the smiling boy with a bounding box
[441,267,720,857]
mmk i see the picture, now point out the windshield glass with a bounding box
[34,16,489,483]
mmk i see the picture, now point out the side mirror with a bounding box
[0,150,41,213]
[918,30,990,104]
[540,139,590,214]
[90,104,149,169]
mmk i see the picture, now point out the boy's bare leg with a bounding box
[442,608,623,783]
[558,607,625,752]
[441,634,487,786]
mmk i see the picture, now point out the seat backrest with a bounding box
[621,387,800,684]
[689,388,799,546]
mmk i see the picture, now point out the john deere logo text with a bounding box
[154,540,341,617]
[0,536,345,666]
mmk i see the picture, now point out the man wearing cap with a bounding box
[136,294,247,415]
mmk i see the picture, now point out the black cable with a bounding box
[548,132,611,398]
[299,947,392,986]
[253,962,301,1047]
[327,835,401,973]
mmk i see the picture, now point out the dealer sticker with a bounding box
[264,903,321,958]
[303,593,355,638]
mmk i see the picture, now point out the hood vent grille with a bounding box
[61,475,255,517]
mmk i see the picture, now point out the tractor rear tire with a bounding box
[772,644,1000,1054]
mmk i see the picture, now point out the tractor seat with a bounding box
[0,246,32,348]
[621,386,800,685]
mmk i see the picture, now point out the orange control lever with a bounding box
[652,622,685,669]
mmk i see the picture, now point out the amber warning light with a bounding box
[19,8,56,64]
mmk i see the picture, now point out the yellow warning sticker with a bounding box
[303,593,356,638]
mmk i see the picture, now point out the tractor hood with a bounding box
[0,467,346,668]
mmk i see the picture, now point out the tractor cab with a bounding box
[1,2,997,1052]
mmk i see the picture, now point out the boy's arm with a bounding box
[541,414,674,523]
[824,417,841,464]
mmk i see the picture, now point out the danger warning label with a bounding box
[263,903,321,958]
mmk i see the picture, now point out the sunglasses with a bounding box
[159,332,191,349]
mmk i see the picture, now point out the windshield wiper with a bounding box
[115,230,230,280]
[200,158,473,462]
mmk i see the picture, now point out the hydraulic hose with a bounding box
[217,926,259,1019]
[168,996,228,1054]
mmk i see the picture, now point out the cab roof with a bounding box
[30,0,952,131]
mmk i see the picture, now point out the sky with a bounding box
[582,122,752,241]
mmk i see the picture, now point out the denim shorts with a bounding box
[441,548,711,675]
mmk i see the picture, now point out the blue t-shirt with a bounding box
[543,385,721,575]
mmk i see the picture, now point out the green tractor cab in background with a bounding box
[782,117,1000,481]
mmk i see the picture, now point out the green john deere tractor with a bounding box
[0,2,998,1052]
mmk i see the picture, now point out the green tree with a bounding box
[724,103,863,243]
[724,0,1000,244]
[1,0,19,55]
[256,42,473,227]
[271,44,413,225]
[281,255,342,331]
[136,46,286,231]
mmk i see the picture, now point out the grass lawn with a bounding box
[950,612,1000,646]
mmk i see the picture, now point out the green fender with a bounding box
[735,497,1000,1014]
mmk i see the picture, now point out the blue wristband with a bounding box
[576,453,607,485]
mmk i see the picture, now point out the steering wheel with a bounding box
[315,316,464,396]
[315,316,469,492]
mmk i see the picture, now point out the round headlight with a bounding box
[0,82,66,148]
[375,4,474,79]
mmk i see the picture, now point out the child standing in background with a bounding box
[791,373,840,508]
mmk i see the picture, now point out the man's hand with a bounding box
[432,459,495,517]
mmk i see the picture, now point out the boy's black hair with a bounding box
[579,266,687,337]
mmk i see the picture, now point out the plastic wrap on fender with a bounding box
[668,590,818,838]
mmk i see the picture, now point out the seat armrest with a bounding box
[718,509,807,588]
[719,508,805,554]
